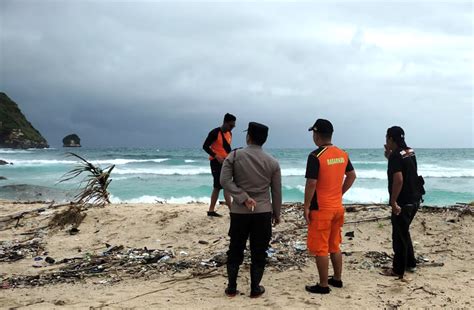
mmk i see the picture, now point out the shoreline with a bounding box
[2,198,473,208]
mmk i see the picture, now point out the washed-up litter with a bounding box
[4,246,176,288]
[266,247,276,258]
[2,202,460,288]
[364,251,393,268]
[293,241,307,252]
[345,231,355,238]
[0,239,44,263]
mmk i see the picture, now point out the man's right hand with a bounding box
[384,144,391,159]
[244,198,257,211]
[391,202,401,216]
[215,155,225,163]
[272,215,281,226]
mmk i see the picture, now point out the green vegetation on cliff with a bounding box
[0,92,49,148]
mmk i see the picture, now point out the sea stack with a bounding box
[62,134,81,147]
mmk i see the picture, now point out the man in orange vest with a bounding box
[202,113,236,217]
[304,119,356,294]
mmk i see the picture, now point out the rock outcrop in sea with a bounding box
[62,134,81,147]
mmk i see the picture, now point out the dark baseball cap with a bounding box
[308,119,334,133]
[386,126,405,140]
[244,122,269,139]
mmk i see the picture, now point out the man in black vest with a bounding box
[384,126,422,278]
[202,113,236,217]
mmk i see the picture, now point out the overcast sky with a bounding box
[1,0,472,148]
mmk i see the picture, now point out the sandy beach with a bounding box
[0,200,473,309]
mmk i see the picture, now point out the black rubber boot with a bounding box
[225,264,240,297]
[250,265,265,298]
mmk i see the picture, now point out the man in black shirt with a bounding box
[384,126,422,278]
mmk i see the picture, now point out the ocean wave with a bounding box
[110,195,210,204]
[0,149,32,154]
[284,185,388,203]
[3,158,170,166]
[281,168,306,176]
[92,158,169,165]
[113,166,210,175]
[281,167,474,179]
[281,168,387,179]
[5,159,77,165]
[418,166,474,179]
[351,161,387,165]
[184,159,197,163]
[343,188,388,204]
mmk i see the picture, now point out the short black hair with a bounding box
[223,113,236,123]
[249,131,267,146]
[316,131,332,140]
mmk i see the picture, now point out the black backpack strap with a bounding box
[402,148,425,202]
[220,130,232,154]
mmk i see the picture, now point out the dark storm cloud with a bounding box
[1,0,472,148]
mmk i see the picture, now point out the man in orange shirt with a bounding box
[304,119,356,294]
[203,113,236,217]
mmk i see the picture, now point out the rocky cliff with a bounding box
[0,92,49,149]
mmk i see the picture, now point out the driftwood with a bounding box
[420,204,473,214]
[0,202,73,231]
[345,216,391,224]
[413,286,438,296]
[0,202,73,223]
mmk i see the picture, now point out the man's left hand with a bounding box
[304,208,311,225]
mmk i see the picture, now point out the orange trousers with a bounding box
[307,208,345,256]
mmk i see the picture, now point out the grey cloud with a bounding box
[1,0,472,148]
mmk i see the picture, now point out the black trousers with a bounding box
[210,159,223,189]
[391,203,419,276]
[227,212,272,267]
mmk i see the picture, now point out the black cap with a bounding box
[308,119,334,133]
[245,122,269,141]
[386,126,407,147]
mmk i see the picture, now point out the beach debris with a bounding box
[158,255,171,263]
[33,257,47,268]
[54,300,67,306]
[363,251,392,268]
[45,257,55,264]
[0,239,44,263]
[1,202,468,289]
[345,231,355,238]
[69,227,80,235]
[3,245,178,288]
[49,205,86,229]
[266,247,276,258]
[293,241,307,252]
[59,152,115,207]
